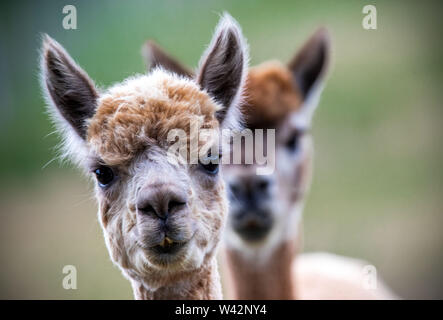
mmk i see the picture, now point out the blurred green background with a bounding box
[1,0,442,299]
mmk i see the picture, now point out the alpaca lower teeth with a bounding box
[160,237,174,247]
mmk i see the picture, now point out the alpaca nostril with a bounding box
[229,182,241,197]
[254,177,272,193]
[137,185,188,220]
[257,180,269,191]
[138,204,156,216]
[168,200,186,214]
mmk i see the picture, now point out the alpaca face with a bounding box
[223,62,315,247]
[224,30,329,255]
[41,14,248,289]
[86,73,227,279]
[224,30,330,252]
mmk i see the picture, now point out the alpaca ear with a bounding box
[142,40,194,78]
[41,34,98,140]
[288,28,331,127]
[197,13,248,127]
[289,28,330,100]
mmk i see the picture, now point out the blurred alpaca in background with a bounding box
[143,28,396,299]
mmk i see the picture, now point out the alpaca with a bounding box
[40,14,248,299]
[143,29,396,299]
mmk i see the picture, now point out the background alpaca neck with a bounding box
[131,259,222,300]
[225,240,297,300]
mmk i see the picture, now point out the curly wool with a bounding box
[244,61,302,129]
[87,69,220,165]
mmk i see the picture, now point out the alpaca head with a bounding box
[143,29,330,256]
[224,29,330,253]
[41,14,248,289]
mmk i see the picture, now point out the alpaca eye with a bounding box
[94,166,115,187]
[285,133,300,152]
[199,151,220,175]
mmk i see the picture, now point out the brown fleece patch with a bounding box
[225,240,298,299]
[87,71,219,165]
[244,61,302,129]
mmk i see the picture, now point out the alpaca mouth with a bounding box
[236,223,271,242]
[141,231,196,266]
[151,237,186,255]
[233,216,273,242]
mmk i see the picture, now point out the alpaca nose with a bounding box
[229,175,273,203]
[228,175,274,242]
[252,176,272,194]
[137,184,188,220]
